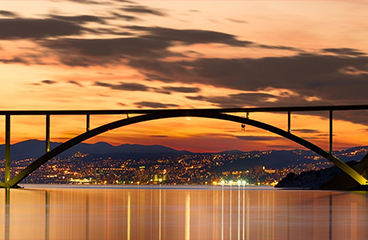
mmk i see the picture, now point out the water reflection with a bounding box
[0,186,368,240]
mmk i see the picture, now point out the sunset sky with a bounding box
[1,0,368,152]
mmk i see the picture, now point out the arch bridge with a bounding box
[1,105,368,188]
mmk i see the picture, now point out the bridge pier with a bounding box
[46,114,50,153]
[5,115,11,185]
[329,110,333,154]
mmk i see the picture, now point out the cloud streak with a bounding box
[135,101,179,108]
[0,18,88,39]
[121,5,166,16]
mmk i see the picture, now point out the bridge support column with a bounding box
[46,114,50,153]
[86,114,90,132]
[329,110,333,154]
[5,114,11,184]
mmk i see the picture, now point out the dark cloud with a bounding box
[323,48,366,56]
[317,133,334,137]
[186,95,206,101]
[65,0,110,4]
[93,80,199,95]
[94,81,151,91]
[186,92,281,108]
[111,12,139,21]
[152,89,170,95]
[333,111,368,127]
[236,136,280,141]
[121,6,166,16]
[162,86,201,93]
[117,102,127,106]
[150,135,168,138]
[0,57,28,64]
[68,80,83,87]
[145,73,176,83]
[292,129,321,134]
[126,26,251,47]
[49,14,106,24]
[181,54,368,104]
[0,10,18,17]
[128,54,368,110]
[41,37,174,66]
[135,101,179,108]
[0,18,88,40]
[41,80,57,84]
[33,23,298,67]
[257,44,301,52]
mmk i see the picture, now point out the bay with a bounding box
[0,185,367,240]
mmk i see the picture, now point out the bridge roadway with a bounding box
[1,104,368,188]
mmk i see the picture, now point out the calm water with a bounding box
[0,185,367,240]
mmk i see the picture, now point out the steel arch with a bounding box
[6,111,368,187]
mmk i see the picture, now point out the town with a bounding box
[0,148,352,186]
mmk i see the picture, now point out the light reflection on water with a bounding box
[0,185,368,240]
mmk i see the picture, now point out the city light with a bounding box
[12,146,357,185]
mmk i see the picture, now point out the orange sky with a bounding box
[1,0,368,152]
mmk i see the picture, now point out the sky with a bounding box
[1,0,368,152]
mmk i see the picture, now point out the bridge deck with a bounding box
[0,104,368,115]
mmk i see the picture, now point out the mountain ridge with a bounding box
[0,139,191,160]
[1,140,368,171]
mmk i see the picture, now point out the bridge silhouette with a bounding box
[1,105,368,188]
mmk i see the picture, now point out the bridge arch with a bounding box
[7,111,368,187]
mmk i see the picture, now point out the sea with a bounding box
[1,184,367,240]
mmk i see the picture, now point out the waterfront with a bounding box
[1,185,368,240]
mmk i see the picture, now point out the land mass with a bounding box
[276,154,368,190]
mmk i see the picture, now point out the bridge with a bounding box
[1,105,368,188]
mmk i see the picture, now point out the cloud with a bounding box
[186,95,206,101]
[68,80,83,87]
[49,14,106,24]
[256,44,301,52]
[227,18,247,24]
[176,54,368,105]
[0,18,88,39]
[41,80,57,84]
[41,37,173,66]
[0,57,28,64]
[162,86,201,93]
[65,0,110,4]
[121,5,166,16]
[94,81,151,91]
[186,92,281,108]
[0,10,18,17]
[94,80,199,95]
[323,48,366,56]
[150,135,168,138]
[111,12,139,21]
[135,101,179,108]
[292,129,321,134]
[117,102,127,106]
[32,22,298,67]
[126,26,252,47]
[236,136,280,141]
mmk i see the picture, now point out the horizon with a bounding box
[4,138,368,154]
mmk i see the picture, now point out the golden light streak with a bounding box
[185,193,190,240]
[127,192,131,240]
